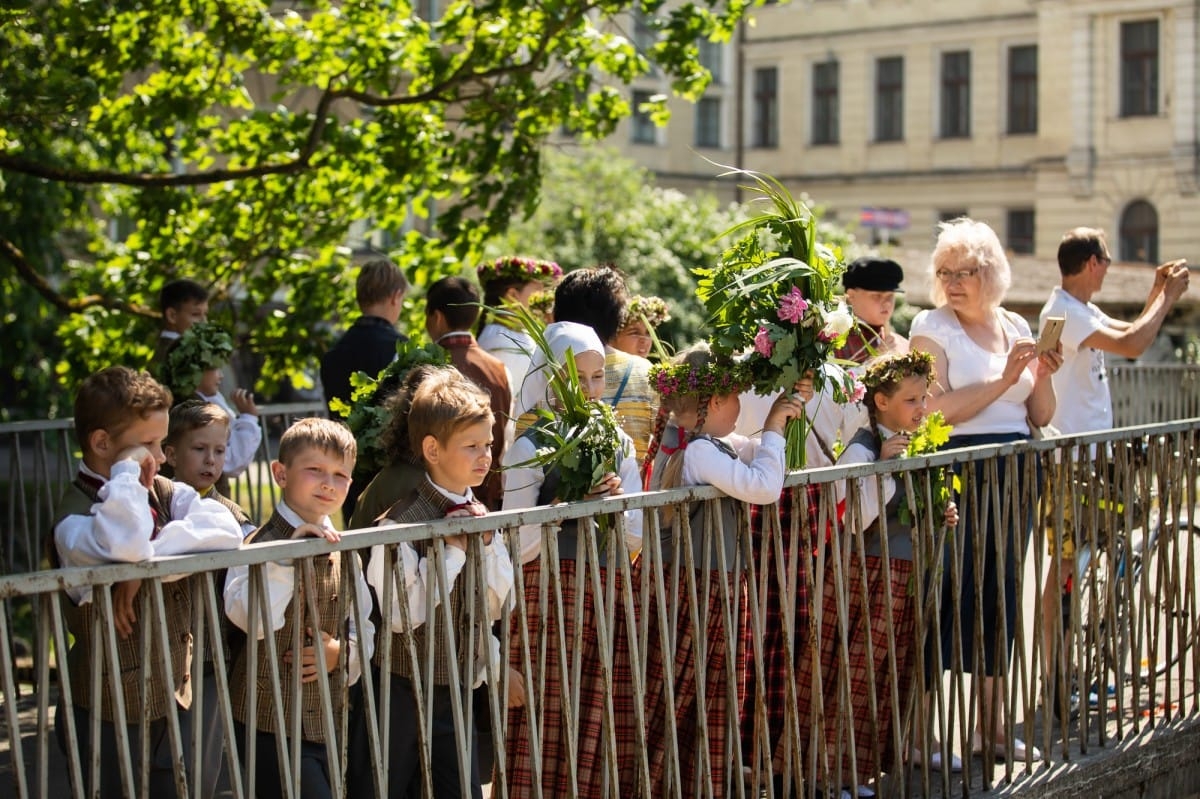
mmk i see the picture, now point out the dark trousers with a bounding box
[234,722,332,799]
[55,697,192,798]
[370,672,482,799]
[932,432,1036,679]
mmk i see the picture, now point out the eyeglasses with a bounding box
[935,267,981,284]
[1096,254,1112,267]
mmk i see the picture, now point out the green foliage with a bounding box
[330,339,451,480]
[502,305,624,507]
[0,0,763,418]
[158,321,235,399]
[896,410,961,528]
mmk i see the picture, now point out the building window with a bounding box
[811,60,839,145]
[1007,45,1038,134]
[753,67,779,148]
[699,39,723,84]
[632,90,657,144]
[1120,200,1159,263]
[635,11,659,76]
[940,50,971,138]
[875,56,904,142]
[1007,209,1035,254]
[1121,20,1159,117]
[695,97,721,148]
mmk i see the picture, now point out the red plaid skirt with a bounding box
[503,558,636,798]
[639,566,750,798]
[779,552,917,786]
[741,485,820,769]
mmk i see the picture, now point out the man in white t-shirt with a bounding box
[1038,226,1189,710]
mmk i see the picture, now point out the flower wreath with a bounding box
[649,356,753,400]
[476,255,563,287]
[527,289,555,318]
[861,349,936,392]
[621,295,671,329]
[159,322,234,398]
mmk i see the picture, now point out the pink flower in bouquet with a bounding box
[753,326,774,357]
[776,286,809,324]
[849,379,866,403]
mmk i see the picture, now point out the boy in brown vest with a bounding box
[224,417,375,799]
[364,367,514,799]
[51,366,244,798]
[164,399,257,795]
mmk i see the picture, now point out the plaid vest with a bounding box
[229,511,346,742]
[50,476,194,721]
[376,480,489,687]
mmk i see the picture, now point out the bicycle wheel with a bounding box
[1126,519,1200,679]
[1075,540,1128,705]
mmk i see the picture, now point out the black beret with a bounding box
[843,257,905,292]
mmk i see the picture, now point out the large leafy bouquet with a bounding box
[502,306,626,550]
[896,410,959,527]
[697,169,860,467]
[329,339,450,479]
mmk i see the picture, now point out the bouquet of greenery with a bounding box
[501,305,626,550]
[697,168,860,467]
[329,338,451,479]
[896,410,959,527]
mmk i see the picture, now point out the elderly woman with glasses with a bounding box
[908,217,1062,767]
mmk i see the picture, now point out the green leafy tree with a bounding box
[0,0,761,420]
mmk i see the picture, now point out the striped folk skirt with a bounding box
[503,558,635,799]
[741,486,820,772]
[638,566,750,799]
[778,552,917,788]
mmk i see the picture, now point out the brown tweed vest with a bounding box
[376,480,490,687]
[229,511,346,743]
[50,475,194,722]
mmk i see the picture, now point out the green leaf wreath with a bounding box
[158,321,234,399]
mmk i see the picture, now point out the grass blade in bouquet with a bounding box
[696,166,853,468]
[499,305,627,552]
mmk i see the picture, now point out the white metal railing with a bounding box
[1,421,1198,798]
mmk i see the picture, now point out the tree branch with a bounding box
[0,237,157,318]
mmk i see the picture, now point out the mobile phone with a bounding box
[1037,316,1065,354]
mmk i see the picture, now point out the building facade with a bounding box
[610,0,1200,264]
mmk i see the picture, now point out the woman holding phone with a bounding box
[909,217,1062,765]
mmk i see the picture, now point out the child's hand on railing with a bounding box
[295,523,340,544]
[943,501,959,528]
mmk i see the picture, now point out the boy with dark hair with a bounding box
[152,278,210,365]
[553,264,658,460]
[425,276,512,510]
[224,417,375,799]
[320,257,411,411]
[51,366,243,798]
[365,367,514,799]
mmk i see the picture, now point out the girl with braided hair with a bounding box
[636,343,810,798]
[778,350,960,795]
